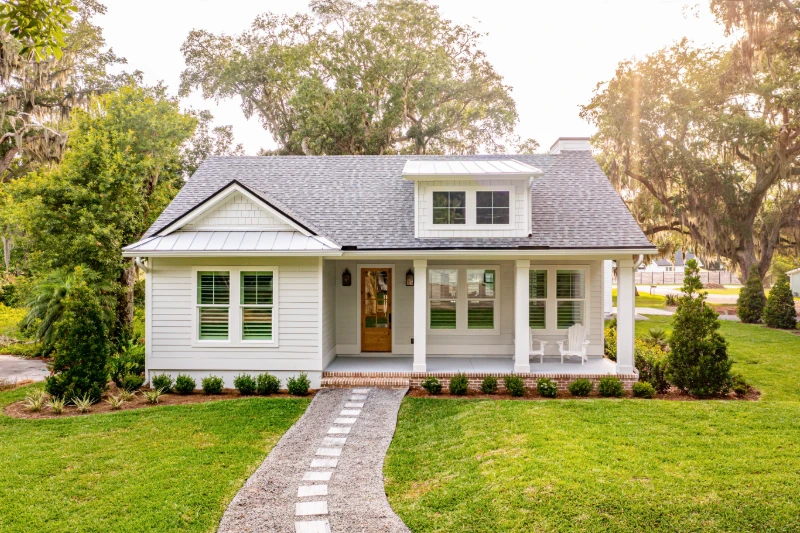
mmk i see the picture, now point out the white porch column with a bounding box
[514,259,531,373]
[413,259,427,372]
[616,258,635,374]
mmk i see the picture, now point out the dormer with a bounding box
[403,160,543,238]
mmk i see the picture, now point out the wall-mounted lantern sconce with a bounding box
[406,269,414,286]
[342,268,352,286]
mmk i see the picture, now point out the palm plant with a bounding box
[643,327,669,350]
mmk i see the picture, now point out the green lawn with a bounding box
[0,391,309,533]
[611,288,667,308]
[385,318,800,533]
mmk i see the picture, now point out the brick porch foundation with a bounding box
[322,371,638,392]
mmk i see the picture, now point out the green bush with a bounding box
[737,265,767,323]
[257,373,281,395]
[287,373,311,396]
[420,376,442,395]
[667,260,732,397]
[763,273,797,329]
[604,326,617,361]
[174,374,196,394]
[633,381,656,398]
[598,376,624,397]
[568,378,593,397]
[642,327,669,349]
[731,373,750,397]
[108,343,145,388]
[448,373,469,395]
[233,373,257,395]
[480,375,498,394]
[503,375,525,397]
[120,373,145,392]
[44,274,111,402]
[0,342,40,357]
[665,293,679,306]
[635,340,671,393]
[151,373,173,393]
[202,375,224,395]
[536,377,558,398]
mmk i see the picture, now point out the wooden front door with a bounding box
[361,268,392,352]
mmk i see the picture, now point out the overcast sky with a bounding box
[96,0,730,154]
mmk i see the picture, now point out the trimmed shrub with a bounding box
[598,376,624,397]
[480,376,498,394]
[604,326,617,361]
[174,374,196,394]
[568,378,593,397]
[151,373,173,393]
[731,373,750,397]
[201,375,224,395]
[737,265,767,323]
[44,275,111,402]
[667,260,732,397]
[108,343,145,388]
[287,373,311,396]
[633,381,656,398]
[537,377,558,398]
[257,373,281,395]
[635,340,670,393]
[763,273,797,329]
[449,373,469,395]
[234,373,257,396]
[420,376,442,395]
[503,375,525,397]
[120,373,145,393]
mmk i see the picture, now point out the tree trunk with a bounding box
[118,259,136,329]
[1,235,11,272]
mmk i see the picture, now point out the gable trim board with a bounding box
[155,181,324,239]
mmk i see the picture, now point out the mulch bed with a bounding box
[406,386,759,401]
[5,384,317,420]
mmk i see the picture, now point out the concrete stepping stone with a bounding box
[316,447,342,457]
[322,437,346,446]
[340,409,361,416]
[352,388,371,394]
[295,521,331,533]
[310,458,338,468]
[295,501,328,516]
[334,417,357,424]
[327,427,350,434]
[298,485,328,497]
[350,394,368,400]
[344,402,364,408]
[303,471,332,481]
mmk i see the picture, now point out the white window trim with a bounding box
[191,265,280,348]
[529,265,590,335]
[427,264,501,336]
[428,186,514,230]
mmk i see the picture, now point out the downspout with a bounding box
[633,254,644,269]
[134,257,149,273]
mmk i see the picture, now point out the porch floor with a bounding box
[325,356,617,375]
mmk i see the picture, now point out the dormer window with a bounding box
[432,191,466,224]
[476,191,510,224]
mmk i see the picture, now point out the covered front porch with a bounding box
[326,355,617,374]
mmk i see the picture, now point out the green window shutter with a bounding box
[556,270,585,299]
[529,300,546,329]
[199,307,229,340]
[198,272,230,304]
[468,300,494,329]
[241,272,273,305]
[242,307,273,340]
[557,301,584,329]
[430,300,457,329]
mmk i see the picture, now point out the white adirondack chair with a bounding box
[529,332,547,364]
[557,324,590,365]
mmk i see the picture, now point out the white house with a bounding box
[642,251,703,273]
[788,267,800,296]
[123,137,656,390]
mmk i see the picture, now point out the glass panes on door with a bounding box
[241,272,273,340]
[363,269,390,328]
[197,271,230,340]
[429,269,458,329]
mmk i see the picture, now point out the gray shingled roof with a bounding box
[143,152,654,250]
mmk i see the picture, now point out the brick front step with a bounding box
[321,377,411,389]
[322,371,637,392]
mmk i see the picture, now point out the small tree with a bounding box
[737,266,767,323]
[667,259,732,397]
[44,268,112,401]
[763,274,797,329]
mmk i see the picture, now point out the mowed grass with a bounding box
[611,288,667,308]
[385,318,800,533]
[0,390,309,533]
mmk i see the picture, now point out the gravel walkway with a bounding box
[218,387,410,533]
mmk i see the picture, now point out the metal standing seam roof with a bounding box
[137,152,655,251]
[402,159,543,176]
[124,231,338,253]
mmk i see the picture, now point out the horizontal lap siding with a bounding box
[149,257,321,376]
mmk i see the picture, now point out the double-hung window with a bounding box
[195,267,278,345]
[529,266,588,331]
[556,270,585,329]
[241,272,274,341]
[197,272,230,340]
[432,191,466,224]
[429,267,498,333]
[529,270,547,330]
